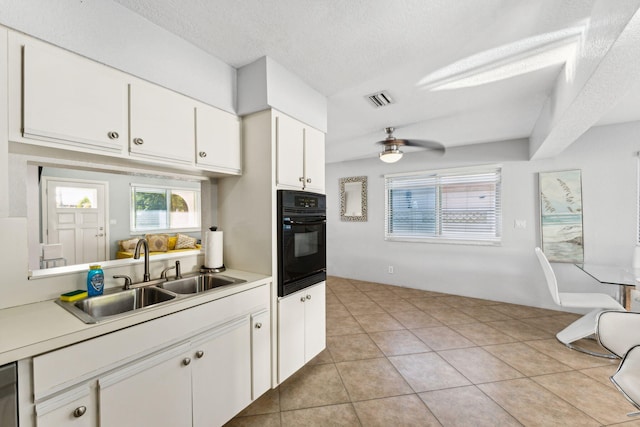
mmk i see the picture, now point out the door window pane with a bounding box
[55,186,98,209]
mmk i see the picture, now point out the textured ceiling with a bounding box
[113,0,640,163]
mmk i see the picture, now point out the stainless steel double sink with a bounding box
[56,273,246,324]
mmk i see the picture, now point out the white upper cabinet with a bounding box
[195,104,241,174]
[303,126,326,193]
[129,82,196,165]
[20,39,127,153]
[275,112,325,193]
[9,31,243,175]
[276,113,305,189]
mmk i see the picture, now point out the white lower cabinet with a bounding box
[191,317,251,427]
[28,282,271,427]
[278,282,326,383]
[99,318,252,427]
[98,343,192,427]
[250,310,271,399]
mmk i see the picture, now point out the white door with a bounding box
[303,126,325,193]
[129,81,195,164]
[191,318,251,427]
[304,282,327,362]
[195,105,241,174]
[42,178,108,265]
[98,344,192,427]
[251,310,271,400]
[276,113,304,189]
[23,42,127,152]
[278,292,306,383]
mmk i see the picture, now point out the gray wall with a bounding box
[326,121,640,310]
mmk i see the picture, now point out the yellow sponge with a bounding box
[60,290,88,302]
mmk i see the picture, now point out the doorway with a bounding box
[41,177,109,265]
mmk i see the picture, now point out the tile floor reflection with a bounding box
[227,276,635,426]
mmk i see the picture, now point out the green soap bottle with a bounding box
[87,265,104,297]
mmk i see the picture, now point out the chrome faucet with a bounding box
[133,238,151,282]
[175,260,182,279]
[160,260,182,280]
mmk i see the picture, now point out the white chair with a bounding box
[535,247,624,358]
[40,243,66,269]
[597,312,640,416]
[611,345,640,416]
[597,310,640,358]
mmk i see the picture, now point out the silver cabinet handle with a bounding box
[299,177,305,182]
[195,350,204,359]
[306,294,311,300]
[182,357,191,366]
[94,233,104,237]
[133,137,144,145]
[255,322,263,329]
[306,178,312,183]
[73,406,87,418]
[300,296,306,302]
[199,151,207,158]
[107,131,119,140]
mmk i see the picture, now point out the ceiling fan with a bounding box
[376,127,445,163]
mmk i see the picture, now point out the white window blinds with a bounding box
[385,166,502,243]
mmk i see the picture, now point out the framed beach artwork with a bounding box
[539,169,584,263]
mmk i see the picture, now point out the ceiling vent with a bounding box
[365,91,394,108]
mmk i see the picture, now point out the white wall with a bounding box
[237,57,328,132]
[326,121,640,310]
[0,0,236,113]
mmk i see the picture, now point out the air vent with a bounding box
[365,91,394,108]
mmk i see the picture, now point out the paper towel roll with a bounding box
[204,230,223,268]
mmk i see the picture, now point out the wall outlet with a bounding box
[388,265,394,274]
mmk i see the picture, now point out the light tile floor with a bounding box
[226,276,639,426]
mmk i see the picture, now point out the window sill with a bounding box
[384,236,501,246]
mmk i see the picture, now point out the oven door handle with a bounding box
[283,219,327,226]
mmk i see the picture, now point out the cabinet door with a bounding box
[304,282,327,362]
[98,343,192,427]
[129,82,195,164]
[192,317,251,427]
[36,386,94,427]
[23,43,126,152]
[278,291,307,383]
[276,113,304,189]
[251,310,271,400]
[303,126,325,193]
[195,105,241,174]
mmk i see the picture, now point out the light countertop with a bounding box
[0,269,271,365]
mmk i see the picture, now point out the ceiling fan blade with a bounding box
[402,138,445,151]
[374,127,445,157]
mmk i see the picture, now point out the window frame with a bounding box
[130,184,201,233]
[384,165,502,245]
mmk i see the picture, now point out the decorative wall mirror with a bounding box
[340,176,367,222]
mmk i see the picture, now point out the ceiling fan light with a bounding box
[379,146,403,163]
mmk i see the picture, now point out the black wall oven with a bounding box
[277,190,326,297]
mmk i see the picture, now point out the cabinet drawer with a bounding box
[35,385,94,427]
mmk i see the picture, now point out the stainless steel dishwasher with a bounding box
[0,362,17,427]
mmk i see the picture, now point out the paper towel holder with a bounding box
[200,264,226,273]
